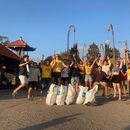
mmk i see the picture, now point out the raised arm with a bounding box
[96,56,103,66]
[125,50,129,64]
[50,60,56,68]
[70,61,74,67]
[107,56,111,67]
[62,62,67,68]
[19,61,29,67]
[91,57,98,68]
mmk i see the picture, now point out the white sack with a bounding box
[84,85,98,105]
[65,84,76,105]
[56,85,68,105]
[76,86,88,104]
[46,84,58,105]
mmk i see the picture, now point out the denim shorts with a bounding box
[85,74,92,82]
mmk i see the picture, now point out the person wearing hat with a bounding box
[12,55,30,97]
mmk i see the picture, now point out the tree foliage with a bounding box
[86,43,100,59]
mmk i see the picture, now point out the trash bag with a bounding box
[46,84,58,105]
[76,86,88,104]
[65,84,76,105]
[84,85,98,105]
[56,85,68,105]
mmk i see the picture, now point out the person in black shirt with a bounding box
[12,55,30,97]
[69,61,81,90]
[93,66,109,98]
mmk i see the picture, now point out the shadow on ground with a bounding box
[0,89,43,100]
[20,113,81,130]
[124,126,130,130]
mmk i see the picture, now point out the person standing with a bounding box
[111,61,122,100]
[61,61,70,86]
[120,59,127,97]
[84,58,98,89]
[40,60,52,90]
[69,61,81,91]
[12,55,30,97]
[102,56,111,75]
[51,54,67,86]
[28,62,41,100]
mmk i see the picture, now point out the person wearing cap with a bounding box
[12,55,30,96]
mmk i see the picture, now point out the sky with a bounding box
[0,0,130,61]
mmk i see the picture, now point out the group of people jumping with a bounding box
[12,52,130,101]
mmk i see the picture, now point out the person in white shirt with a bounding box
[102,56,111,75]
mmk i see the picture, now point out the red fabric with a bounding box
[119,73,127,81]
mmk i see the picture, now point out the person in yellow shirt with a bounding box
[84,57,98,89]
[41,60,52,91]
[51,54,67,85]
[127,63,130,96]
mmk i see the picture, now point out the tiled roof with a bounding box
[5,39,36,51]
[0,44,21,61]
[5,40,26,47]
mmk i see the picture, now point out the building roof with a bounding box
[4,38,36,51]
[0,44,21,61]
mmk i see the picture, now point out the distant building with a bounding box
[4,37,36,57]
[0,44,21,88]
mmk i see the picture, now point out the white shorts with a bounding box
[19,75,28,85]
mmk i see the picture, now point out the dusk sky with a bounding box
[0,0,130,61]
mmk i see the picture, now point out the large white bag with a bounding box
[56,85,68,105]
[65,84,76,105]
[46,84,58,105]
[76,86,88,104]
[84,85,98,105]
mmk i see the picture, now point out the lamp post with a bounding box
[108,24,115,63]
[105,40,110,57]
[67,25,76,52]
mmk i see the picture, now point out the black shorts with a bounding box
[51,72,61,78]
[61,77,70,83]
[112,75,120,83]
[28,81,38,88]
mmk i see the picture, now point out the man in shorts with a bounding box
[12,55,30,96]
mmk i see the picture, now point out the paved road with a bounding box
[0,89,130,130]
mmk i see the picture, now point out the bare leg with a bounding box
[89,81,93,89]
[28,87,33,99]
[12,83,26,96]
[117,83,121,100]
[113,83,117,97]
[123,81,127,96]
[58,78,61,86]
[104,86,108,97]
[128,80,130,96]
[52,77,55,84]
[85,80,89,88]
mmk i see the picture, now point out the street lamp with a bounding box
[105,40,110,57]
[67,25,76,52]
[107,24,115,63]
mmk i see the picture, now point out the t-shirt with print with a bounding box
[41,65,52,78]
